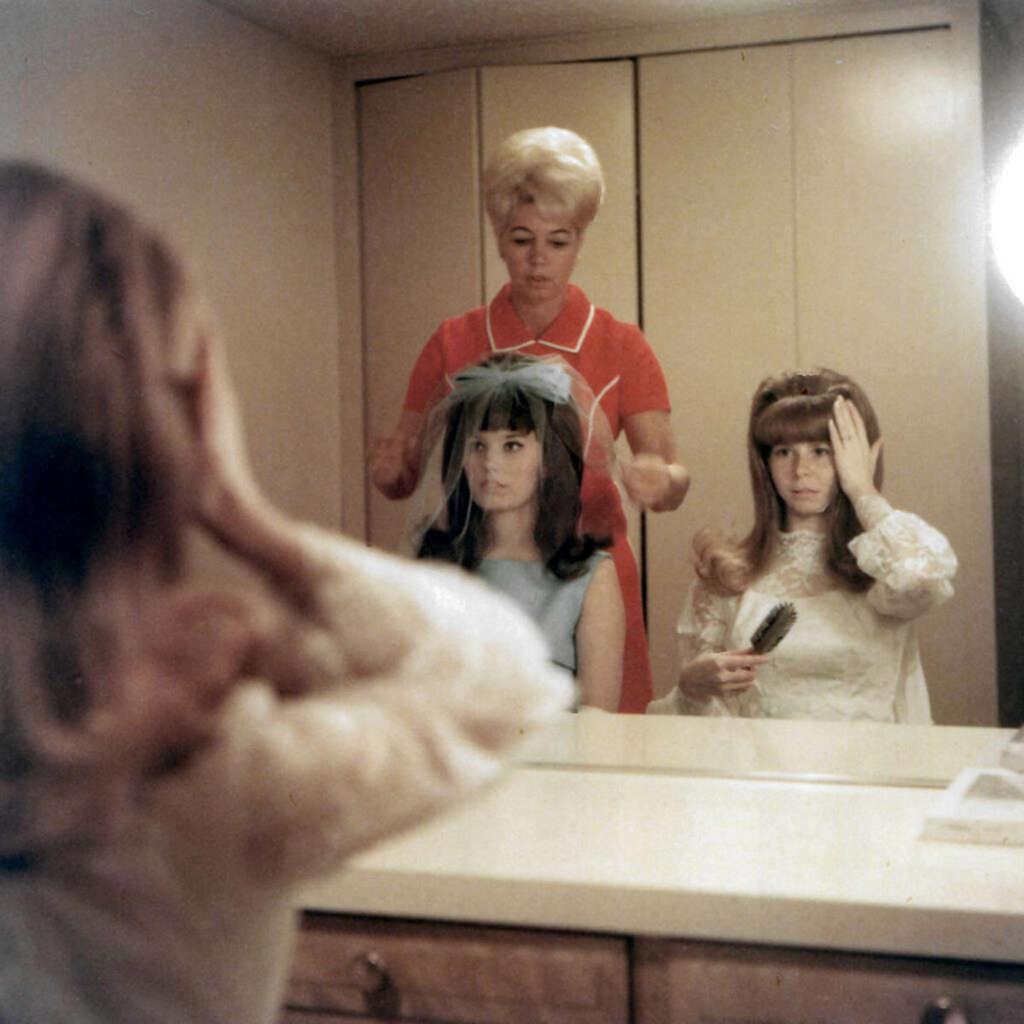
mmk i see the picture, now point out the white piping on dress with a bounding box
[586,375,619,455]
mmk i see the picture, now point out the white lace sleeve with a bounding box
[646,580,737,716]
[848,494,957,619]
[156,526,572,885]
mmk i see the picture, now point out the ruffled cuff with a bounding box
[852,493,894,530]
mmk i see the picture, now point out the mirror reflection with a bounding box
[5,2,1019,796]
[358,24,997,734]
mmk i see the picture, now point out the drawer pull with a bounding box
[920,997,969,1024]
[347,950,391,995]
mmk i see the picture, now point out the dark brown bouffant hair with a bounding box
[696,368,883,595]
[416,352,608,579]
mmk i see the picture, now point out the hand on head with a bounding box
[828,395,882,502]
[188,333,268,553]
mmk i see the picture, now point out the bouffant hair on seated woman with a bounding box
[415,352,610,579]
[696,367,883,596]
[483,126,605,237]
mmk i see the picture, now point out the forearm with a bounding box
[165,559,572,884]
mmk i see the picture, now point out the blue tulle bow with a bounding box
[450,360,572,406]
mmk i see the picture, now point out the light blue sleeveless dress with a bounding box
[475,553,607,678]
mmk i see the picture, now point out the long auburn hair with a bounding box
[416,353,608,579]
[696,368,883,595]
[0,162,239,858]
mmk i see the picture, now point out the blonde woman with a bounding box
[371,126,689,712]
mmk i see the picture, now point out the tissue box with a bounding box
[920,767,1024,846]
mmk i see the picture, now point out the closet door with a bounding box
[360,70,480,553]
[792,30,993,725]
[639,46,797,696]
[639,30,991,720]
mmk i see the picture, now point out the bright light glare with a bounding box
[992,136,1024,306]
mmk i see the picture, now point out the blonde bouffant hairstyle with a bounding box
[483,126,604,238]
[695,368,883,597]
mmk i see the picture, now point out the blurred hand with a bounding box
[190,334,265,544]
[621,453,686,511]
[369,432,418,499]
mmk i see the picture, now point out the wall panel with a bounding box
[793,30,994,723]
[360,70,481,552]
[640,46,797,696]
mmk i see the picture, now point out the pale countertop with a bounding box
[298,713,1024,964]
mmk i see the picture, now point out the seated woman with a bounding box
[417,352,624,711]
[0,162,569,1024]
[647,368,956,723]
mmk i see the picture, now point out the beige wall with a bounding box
[0,0,342,529]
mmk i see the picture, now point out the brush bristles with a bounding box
[750,602,797,654]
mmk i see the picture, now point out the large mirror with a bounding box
[355,4,1008,736]
[3,0,1020,791]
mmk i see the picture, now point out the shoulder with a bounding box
[581,549,613,582]
[433,303,488,340]
[580,554,623,614]
[588,302,647,347]
[686,574,743,617]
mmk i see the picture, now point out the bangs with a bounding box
[477,389,538,433]
[754,395,833,448]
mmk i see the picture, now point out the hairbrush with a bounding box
[749,602,797,654]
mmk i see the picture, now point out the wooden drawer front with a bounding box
[633,939,1024,1024]
[285,913,629,1023]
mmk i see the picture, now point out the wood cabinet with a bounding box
[282,914,1024,1023]
[281,912,628,1023]
[633,939,1024,1023]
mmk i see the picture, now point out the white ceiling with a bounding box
[206,0,926,60]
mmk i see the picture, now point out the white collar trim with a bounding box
[486,300,596,354]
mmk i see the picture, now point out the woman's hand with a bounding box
[188,335,308,589]
[369,410,423,500]
[190,334,266,544]
[621,453,690,512]
[621,410,690,512]
[677,648,765,703]
[369,433,419,499]
[828,395,882,503]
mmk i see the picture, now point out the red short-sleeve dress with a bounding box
[403,283,671,712]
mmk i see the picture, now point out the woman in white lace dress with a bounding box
[647,369,956,723]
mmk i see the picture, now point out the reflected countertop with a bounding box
[514,710,1014,787]
[298,714,1023,964]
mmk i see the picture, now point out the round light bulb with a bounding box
[992,135,1024,306]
